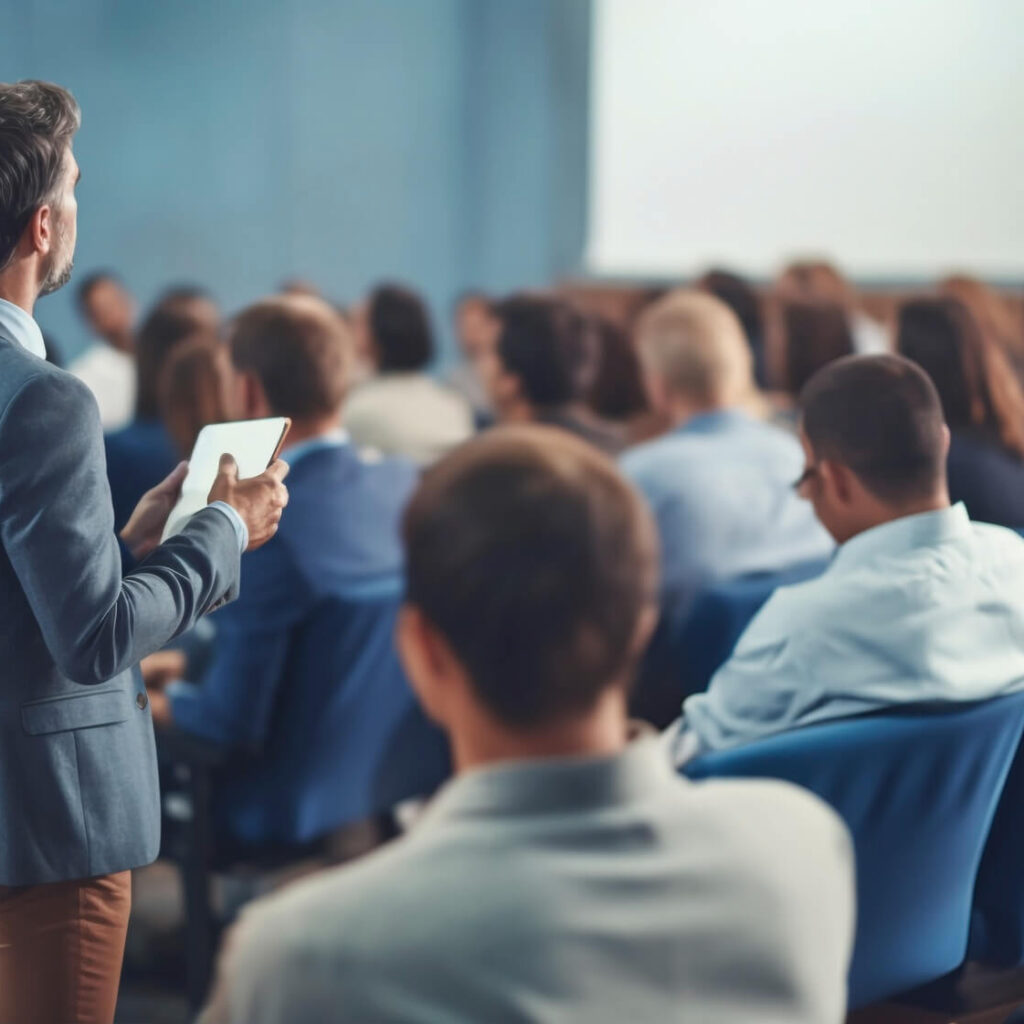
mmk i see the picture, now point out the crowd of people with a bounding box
[4,78,1024,1023]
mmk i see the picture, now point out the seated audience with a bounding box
[898,296,1024,528]
[447,290,499,422]
[480,294,624,453]
[782,300,855,396]
[70,270,137,429]
[776,259,889,356]
[678,355,1024,762]
[698,267,768,386]
[200,426,854,1024]
[146,295,418,846]
[104,294,211,531]
[621,290,832,618]
[158,332,235,457]
[940,274,1024,382]
[345,283,473,463]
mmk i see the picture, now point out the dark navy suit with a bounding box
[104,417,180,532]
[168,436,420,845]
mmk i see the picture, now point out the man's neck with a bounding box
[842,492,951,544]
[0,264,39,317]
[450,689,630,774]
[668,397,730,430]
[282,414,344,448]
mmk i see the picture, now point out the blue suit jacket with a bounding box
[169,442,419,844]
[0,337,241,885]
[104,417,180,532]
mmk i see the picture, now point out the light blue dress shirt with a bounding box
[621,409,833,613]
[679,504,1024,760]
[0,296,246,551]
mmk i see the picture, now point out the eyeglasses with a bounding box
[792,465,818,492]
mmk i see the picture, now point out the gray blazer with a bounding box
[0,336,241,885]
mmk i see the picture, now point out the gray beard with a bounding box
[39,255,73,296]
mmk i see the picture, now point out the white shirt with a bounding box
[0,297,46,360]
[679,504,1024,760]
[69,343,136,430]
[344,373,474,465]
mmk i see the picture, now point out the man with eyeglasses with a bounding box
[674,354,1024,764]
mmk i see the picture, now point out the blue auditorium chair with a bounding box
[685,693,1024,1009]
[633,559,830,727]
[970,734,1024,967]
[675,558,829,696]
[160,582,451,1007]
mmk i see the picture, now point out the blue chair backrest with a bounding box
[970,733,1024,966]
[685,694,1024,1008]
[675,559,828,696]
[217,582,450,846]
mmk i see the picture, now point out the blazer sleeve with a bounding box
[169,533,315,750]
[0,370,242,685]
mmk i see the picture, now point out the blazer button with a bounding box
[136,692,149,710]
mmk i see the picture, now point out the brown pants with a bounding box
[0,871,131,1024]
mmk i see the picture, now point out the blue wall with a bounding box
[0,0,590,362]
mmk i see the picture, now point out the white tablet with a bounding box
[161,417,291,542]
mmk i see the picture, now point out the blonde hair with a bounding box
[635,290,753,406]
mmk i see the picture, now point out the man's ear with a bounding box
[819,458,854,504]
[27,203,53,257]
[396,605,457,726]
[238,372,271,419]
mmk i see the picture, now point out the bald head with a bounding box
[635,290,753,416]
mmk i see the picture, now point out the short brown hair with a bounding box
[403,426,659,727]
[230,295,351,420]
[800,354,947,503]
[0,80,80,270]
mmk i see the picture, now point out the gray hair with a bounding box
[0,80,81,270]
[635,289,753,406]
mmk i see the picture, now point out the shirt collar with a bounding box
[0,297,46,360]
[831,503,971,572]
[674,407,750,437]
[418,729,676,826]
[280,428,349,466]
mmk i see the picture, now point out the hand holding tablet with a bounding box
[162,417,292,542]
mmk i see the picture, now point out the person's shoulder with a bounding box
[669,774,853,907]
[970,519,1024,559]
[620,431,692,479]
[0,358,95,427]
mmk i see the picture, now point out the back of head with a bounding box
[0,80,80,272]
[586,315,649,421]
[134,298,215,419]
[800,354,947,504]
[158,333,234,457]
[403,426,658,728]
[75,270,134,344]
[230,294,351,422]
[368,283,434,373]
[777,260,850,305]
[897,296,1024,459]
[698,268,763,347]
[492,294,596,410]
[783,301,855,395]
[939,275,1024,359]
[634,289,753,408]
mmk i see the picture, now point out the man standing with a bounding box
[0,80,288,1023]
